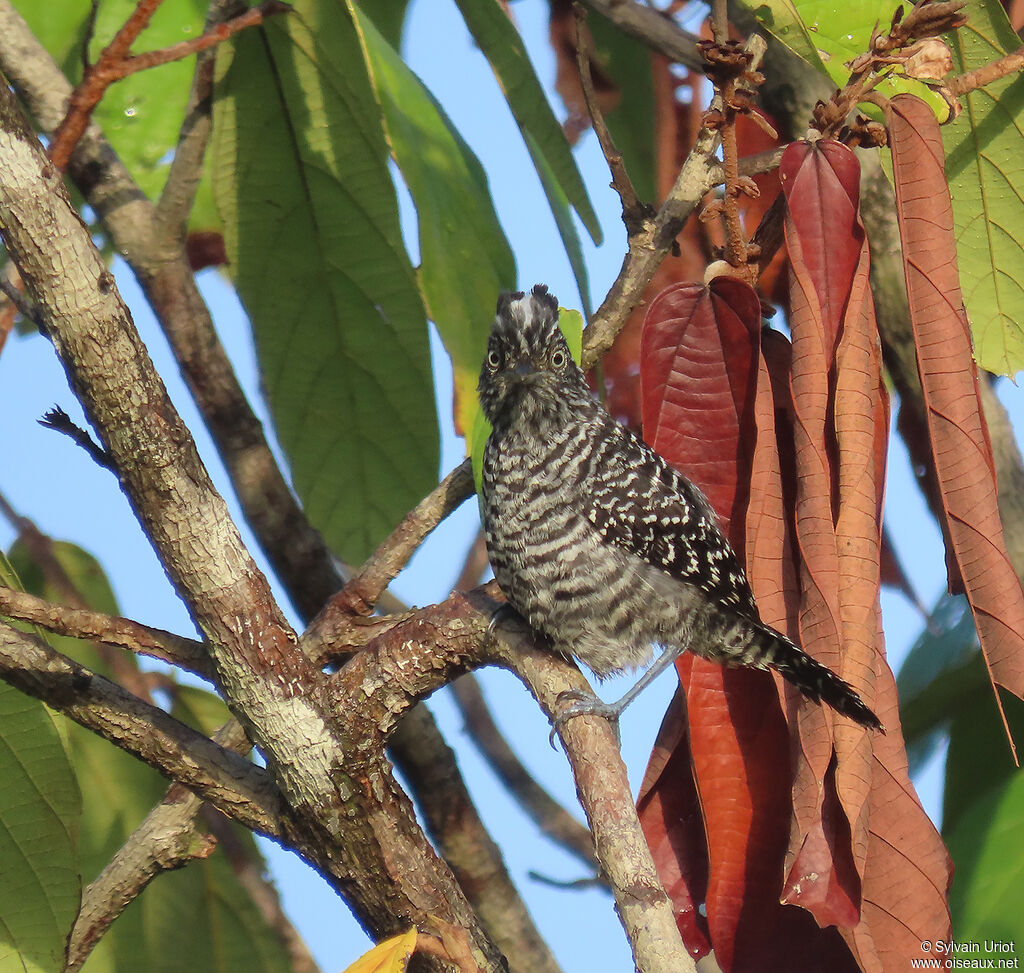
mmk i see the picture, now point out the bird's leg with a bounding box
[550,645,682,742]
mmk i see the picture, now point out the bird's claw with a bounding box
[486,602,519,637]
[548,690,622,750]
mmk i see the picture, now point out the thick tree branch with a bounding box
[329,585,695,973]
[0,23,516,959]
[0,80,504,973]
[0,620,281,833]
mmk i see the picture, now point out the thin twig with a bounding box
[0,584,210,677]
[48,0,290,170]
[948,43,1024,96]
[573,5,646,231]
[39,405,117,471]
[581,34,767,367]
[329,459,476,617]
[0,621,281,835]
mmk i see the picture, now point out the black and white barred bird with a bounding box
[478,284,882,731]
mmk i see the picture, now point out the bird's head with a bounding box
[478,284,587,430]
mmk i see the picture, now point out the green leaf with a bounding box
[451,0,603,252]
[943,687,1024,836]
[470,307,584,496]
[946,766,1024,946]
[212,1,439,563]
[942,0,1024,376]
[0,681,81,973]
[353,7,516,439]
[740,0,950,118]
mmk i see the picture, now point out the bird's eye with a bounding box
[487,350,501,369]
[550,349,566,369]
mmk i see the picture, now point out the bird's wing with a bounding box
[576,418,759,617]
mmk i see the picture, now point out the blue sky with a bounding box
[2,0,1021,970]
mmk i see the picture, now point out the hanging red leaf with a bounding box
[639,278,857,971]
[888,92,1024,745]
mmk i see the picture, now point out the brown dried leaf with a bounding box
[889,93,1024,741]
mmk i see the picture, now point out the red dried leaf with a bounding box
[640,278,762,536]
[841,653,952,971]
[639,279,866,971]
[780,141,862,356]
[888,93,1024,736]
[780,139,893,926]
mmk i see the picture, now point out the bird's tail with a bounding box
[735,621,884,731]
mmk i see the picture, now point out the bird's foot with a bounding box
[548,690,622,749]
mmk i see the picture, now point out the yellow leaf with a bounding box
[341,928,418,973]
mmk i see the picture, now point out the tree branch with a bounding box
[0,620,281,834]
[0,77,508,972]
[0,0,342,624]
[329,585,696,973]
[576,0,703,72]
[581,34,766,367]
[450,673,597,869]
[0,583,211,677]
[328,459,475,617]
[573,5,646,228]
[948,43,1024,95]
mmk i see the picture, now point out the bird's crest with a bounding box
[492,284,562,360]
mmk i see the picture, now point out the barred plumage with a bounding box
[478,284,882,731]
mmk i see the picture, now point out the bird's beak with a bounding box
[512,359,534,377]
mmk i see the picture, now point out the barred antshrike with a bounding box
[478,284,882,732]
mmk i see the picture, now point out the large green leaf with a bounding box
[5,542,292,973]
[0,678,81,973]
[946,767,1024,947]
[354,6,515,438]
[212,0,439,563]
[19,0,219,231]
[451,0,603,258]
[943,0,1024,376]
